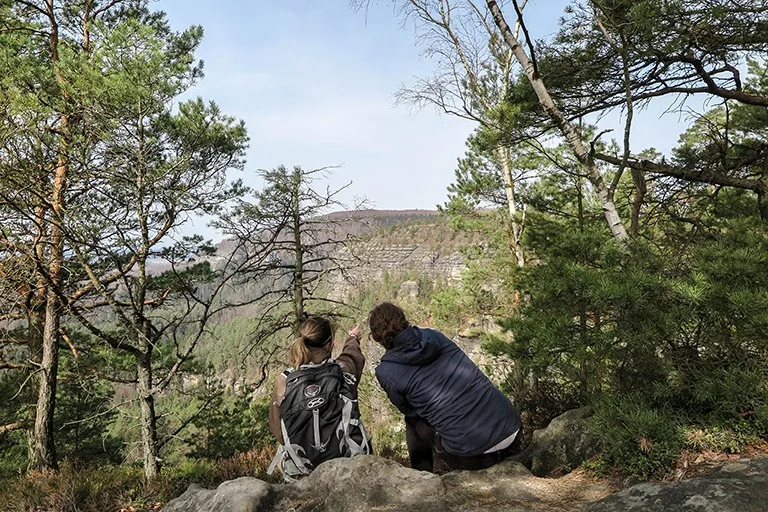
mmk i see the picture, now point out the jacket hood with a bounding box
[381,326,442,366]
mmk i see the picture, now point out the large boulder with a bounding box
[276,455,447,512]
[513,406,599,477]
[163,477,272,512]
[586,458,768,512]
[396,280,420,301]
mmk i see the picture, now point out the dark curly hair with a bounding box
[368,302,409,350]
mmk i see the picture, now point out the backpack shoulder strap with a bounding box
[336,395,370,456]
[297,357,335,370]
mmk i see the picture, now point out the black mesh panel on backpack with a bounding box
[279,361,367,470]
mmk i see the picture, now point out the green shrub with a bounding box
[184,389,273,460]
[688,366,768,421]
[486,209,768,476]
[0,429,28,483]
[429,287,465,329]
[591,394,685,478]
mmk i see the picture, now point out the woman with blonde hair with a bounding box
[267,316,369,480]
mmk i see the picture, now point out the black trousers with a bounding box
[405,416,523,472]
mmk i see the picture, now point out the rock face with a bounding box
[163,455,615,512]
[280,456,446,512]
[458,315,503,337]
[586,458,768,512]
[327,242,466,301]
[163,477,272,512]
[356,243,465,282]
[513,406,600,477]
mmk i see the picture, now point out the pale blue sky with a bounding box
[153,0,689,241]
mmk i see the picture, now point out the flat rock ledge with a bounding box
[164,455,768,512]
[586,457,768,512]
[165,455,610,512]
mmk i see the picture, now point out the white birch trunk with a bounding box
[487,0,629,243]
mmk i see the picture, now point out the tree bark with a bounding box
[497,147,525,267]
[31,116,68,471]
[31,294,59,471]
[23,173,49,465]
[759,180,768,222]
[486,0,629,243]
[28,0,72,473]
[292,170,305,329]
[631,169,647,235]
[137,352,160,479]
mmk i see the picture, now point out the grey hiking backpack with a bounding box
[267,360,371,481]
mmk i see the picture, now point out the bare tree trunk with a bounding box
[25,308,45,465]
[31,288,60,471]
[487,0,629,243]
[31,115,68,471]
[396,2,529,261]
[133,102,161,480]
[137,353,160,479]
[630,169,647,236]
[292,172,305,329]
[497,147,525,267]
[23,175,48,464]
[596,19,644,237]
[577,173,585,232]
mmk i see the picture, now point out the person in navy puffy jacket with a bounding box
[369,302,523,472]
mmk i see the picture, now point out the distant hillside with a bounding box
[188,210,471,320]
[214,209,442,256]
[323,209,441,220]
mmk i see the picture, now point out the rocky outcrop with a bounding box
[513,407,600,477]
[586,458,768,512]
[327,242,466,301]
[282,456,446,512]
[355,242,465,281]
[164,455,616,512]
[396,280,421,301]
[458,315,503,337]
[164,455,768,512]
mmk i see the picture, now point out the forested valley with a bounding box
[1,1,768,511]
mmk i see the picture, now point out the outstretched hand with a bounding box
[349,324,361,341]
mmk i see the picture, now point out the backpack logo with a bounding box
[304,384,321,397]
[307,397,325,409]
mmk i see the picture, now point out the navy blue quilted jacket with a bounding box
[375,326,522,457]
